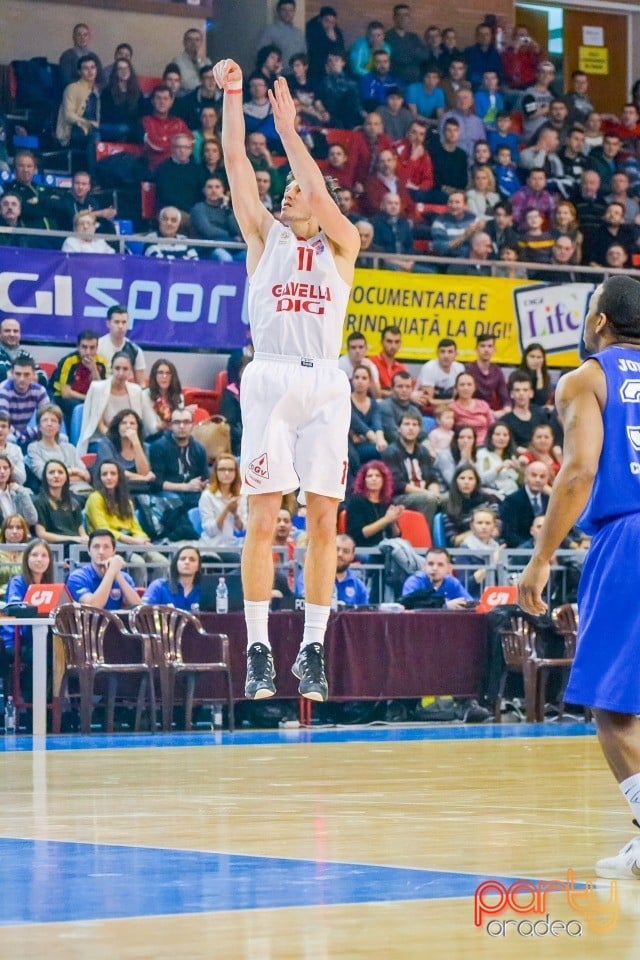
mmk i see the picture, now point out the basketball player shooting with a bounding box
[213,60,360,703]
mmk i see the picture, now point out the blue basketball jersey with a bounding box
[581,345,640,530]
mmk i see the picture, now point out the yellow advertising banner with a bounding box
[578,45,609,75]
[344,269,593,367]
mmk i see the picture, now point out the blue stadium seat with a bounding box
[188,507,202,536]
[70,403,84,446]
[432,512,446,547]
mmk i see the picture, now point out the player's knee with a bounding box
[308,511,338,543]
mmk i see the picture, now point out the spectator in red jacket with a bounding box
[349,112,393,191]
[363,149,415,218]
[395,118,435,200]
[501,26,542,93]
[141,86,191,173]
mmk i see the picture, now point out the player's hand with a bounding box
[268,76,297,135]
[518,556,550,616]
[212,59,243,92]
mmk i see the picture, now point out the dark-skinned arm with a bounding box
[518,360,605,615]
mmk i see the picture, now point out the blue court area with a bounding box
[0,720,597,752]
[0,836,540,926]
[0,723,597,936]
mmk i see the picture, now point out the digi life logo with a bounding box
[513,283,594,355]
[474,870,618,938]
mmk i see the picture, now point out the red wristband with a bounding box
[226,88,242,95]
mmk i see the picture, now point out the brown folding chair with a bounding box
[129,605,234,732]
[53,603,156,734]
[495,616,540,722]
[497,611,578,723]
[552,603,592,722]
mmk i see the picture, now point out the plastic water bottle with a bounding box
[213,703,223,729]
[215,576,229,614]
[4,696,16,734]
[330,584,339,612]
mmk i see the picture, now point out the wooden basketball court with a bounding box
[1,724,639,958]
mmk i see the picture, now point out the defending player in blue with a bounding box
[519,275,640,880]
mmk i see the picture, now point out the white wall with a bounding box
[1,1,207,78]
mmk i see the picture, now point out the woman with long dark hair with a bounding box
[434,424,479,488]
[345,460,404,548]
[193,106,220,163]
[33,460,87,545]
[96,409,155,489]
[197,136,228,189]
[144,359,185,434]
[443,465,499,547]
[518,342,554,407]
[78,351,157,455]
[99,56,143,141]
[85,459,167,584]
[477,421,521,497]
[349,364,386,464]
[1,540,55,667]
[142,544,202,611]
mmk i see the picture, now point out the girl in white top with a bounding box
[77,352,156,455]
[62,211,115,254]
[198,453,248,547]
[477,421,522,499]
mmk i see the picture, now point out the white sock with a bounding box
[244,600,270,651]
[301,602,330,649]
[620,773,640,825]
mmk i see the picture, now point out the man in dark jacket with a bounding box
[500,460,550,547]
[190,176,242,260]
[149,409,209,510]
[382,412,441,526]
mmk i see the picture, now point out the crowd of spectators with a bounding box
[2,5,640,273]
[0,4,606,725]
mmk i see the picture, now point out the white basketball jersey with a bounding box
[247,220,351,360]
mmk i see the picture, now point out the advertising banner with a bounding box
[0,247,593,366]
[346,269,594,367]
[0,247,249,350]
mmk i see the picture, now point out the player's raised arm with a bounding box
[268,77,360,267]
[518,361,605,614]
[214,59,273,252]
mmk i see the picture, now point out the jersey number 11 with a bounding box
[296,246,313,272]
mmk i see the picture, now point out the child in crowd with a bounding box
[426,405,455,457]
[459,506,502,597]
[493,145,520,197]
[517,208,554,263]
[487,110,521,162]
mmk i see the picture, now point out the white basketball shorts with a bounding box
[240,353,350,502]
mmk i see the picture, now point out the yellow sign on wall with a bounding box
[344,269,592,367]
[578,45,609,75]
